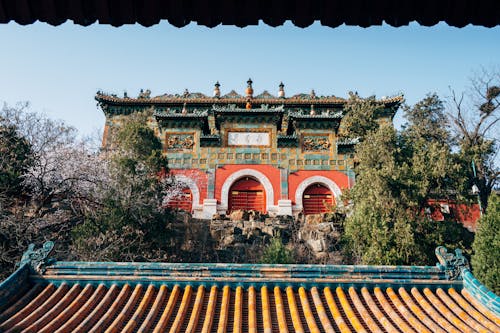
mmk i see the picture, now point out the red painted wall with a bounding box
[215,165,281,205]
[428,199,481,231]
[288,170,349,205]
[169,169,208,205]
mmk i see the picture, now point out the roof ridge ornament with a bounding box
[214,81,221,98]
[138,89,151,99]
[278,82,285,98]
[435,246,470,280]
[18,241,55,274]
[246,78,253,98]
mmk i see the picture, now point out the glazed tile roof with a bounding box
[95,91,404,107]
[0,244,499,333]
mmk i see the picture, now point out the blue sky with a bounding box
[0,21,499,136]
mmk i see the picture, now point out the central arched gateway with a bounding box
[220,168,275,214]
[228,177,265,213]
[302,183,334,215]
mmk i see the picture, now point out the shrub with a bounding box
[471,194,499,294]
[260,237,294,264]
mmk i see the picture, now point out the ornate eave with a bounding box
[96,91,404,108]
[154,111,208,129]
[212,106,285,129]
[200,134,221,146]
[2,1,499,28]
[277,134,299,147]
[290,114,343,130]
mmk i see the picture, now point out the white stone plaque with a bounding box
[228,132,270,146]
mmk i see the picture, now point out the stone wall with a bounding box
[209,210,344,263]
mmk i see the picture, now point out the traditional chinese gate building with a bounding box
[97,80,402,219]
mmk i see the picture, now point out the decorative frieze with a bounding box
[302,135,331,152]
[166,133,195,150]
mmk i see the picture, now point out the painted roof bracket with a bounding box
[435,246,470,280]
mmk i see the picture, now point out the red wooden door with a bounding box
[166,188,193,212]
[302,184,334,215]
[229,178,265,213]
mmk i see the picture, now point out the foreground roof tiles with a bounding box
[0,244,499,332]
[2,283,499,333]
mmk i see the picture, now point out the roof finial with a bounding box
[213,81,221,98]
[246,78,253,98]
[310,89,316,99]
[278,82,285,98]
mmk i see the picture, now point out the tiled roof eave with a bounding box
[32,261,462,290]
[1,1,500,28]
[154,112,208,119]
[291,114,343,120]
[39,261,448,283]
[96,94,404,107]
[33,274,463,291]
[213,109,285,114]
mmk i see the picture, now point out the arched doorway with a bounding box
[166,188,193,212]
[302,183,334,215]
[228,177,265,213]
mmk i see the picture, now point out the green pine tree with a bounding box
[471,194,500,294]
[343,95,473,265]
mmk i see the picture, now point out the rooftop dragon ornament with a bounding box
[435,246,470,280]
[18,241,55,274]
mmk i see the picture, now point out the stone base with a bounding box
[201,199,218,219]
[276,200,292,216]
[192,205,204,219]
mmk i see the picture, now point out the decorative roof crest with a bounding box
[211,103,284,112]
[138,89,151,99]
[435,246,470,280]
[255,91,276,99]
[222,90,243,99]
[290,93,311,100]
[18,241,55,273]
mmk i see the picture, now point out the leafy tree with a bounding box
[0,122,33,202]
[344,95,473,265]
[401,94,464,207]
[260,237,294,264]
[450,69,500,211]
[0,103,103,279]
[73,112,173,262]
[0,102,106,216]
[339,92,385,141]
[343,124,423,264]
[471,194,499,293]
